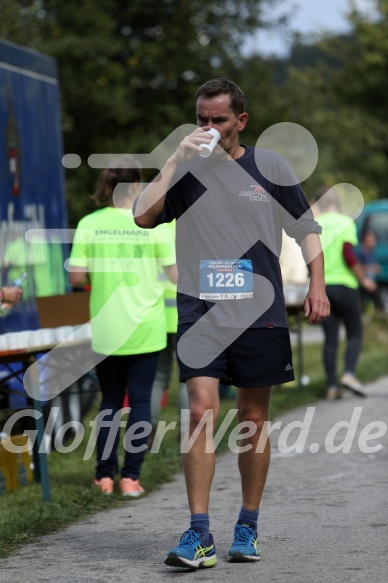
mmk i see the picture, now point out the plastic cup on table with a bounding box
[55,326,75,343]
[39,328,56,346]
[0,335,8,351]
[6,331,29,350]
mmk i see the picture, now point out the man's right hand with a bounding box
[170,126,213,165]
[134,127,214,228]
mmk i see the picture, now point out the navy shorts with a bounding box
[176,323,294,388]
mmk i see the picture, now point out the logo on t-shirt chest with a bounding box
[239,185,270,202]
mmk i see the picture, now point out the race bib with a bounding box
[199,259,253,300]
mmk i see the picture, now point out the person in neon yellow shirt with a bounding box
[69,156,177,496]
[150,221,189,444]
[314,187,376,400]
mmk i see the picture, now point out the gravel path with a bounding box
[1,377,387,583]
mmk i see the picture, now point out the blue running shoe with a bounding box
[165,529,217,569]
[228,523,261,562]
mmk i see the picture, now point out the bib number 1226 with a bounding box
[199,259,253,300]
[206,271,245,287]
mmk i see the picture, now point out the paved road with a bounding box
[1,377,387,583]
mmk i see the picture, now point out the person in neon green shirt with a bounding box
[150,221,189,444]
[69,156,177,496]
[314,187,376,400]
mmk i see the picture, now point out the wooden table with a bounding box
[0,338,92,502]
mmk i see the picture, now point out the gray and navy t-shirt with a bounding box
[154,146,321,329]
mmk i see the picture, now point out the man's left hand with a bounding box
[304,285,330,324]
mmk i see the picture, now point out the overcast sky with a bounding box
[245,0,378,56]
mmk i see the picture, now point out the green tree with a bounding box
[275,0,388,201]
[1,0,283,224]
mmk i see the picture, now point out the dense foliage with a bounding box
[1,0,387,224]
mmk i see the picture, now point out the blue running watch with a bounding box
[165,529,217,569]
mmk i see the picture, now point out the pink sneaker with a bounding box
[93,477,114,494]
[119,477,145,497]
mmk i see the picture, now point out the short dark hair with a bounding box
[91,155,142,207]
[195,78,246,115]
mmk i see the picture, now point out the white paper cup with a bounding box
[83,322,92,339]
[20,331,32,348]
[39,328,56,346]
[71,323,91,341]
[55,325,75,342]
[6,331,30,350]
[199,128,221,157]
[0,335,9,351]
[4,333,15,350]
[28,330,43,348]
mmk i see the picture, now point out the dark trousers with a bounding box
[321,285,363,387]
[94,351,160,480]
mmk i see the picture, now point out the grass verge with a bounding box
[0,318,387,558]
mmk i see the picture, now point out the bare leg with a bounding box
[182,376,220,514]
[236,386,272,510]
